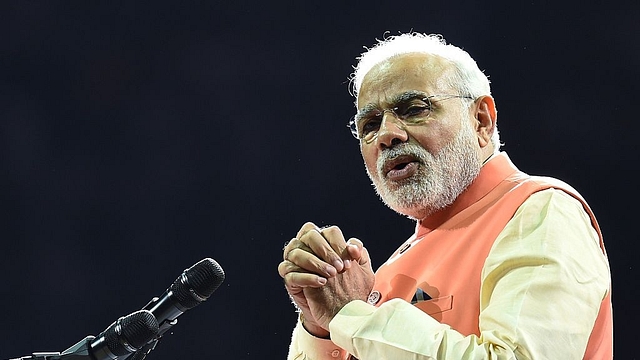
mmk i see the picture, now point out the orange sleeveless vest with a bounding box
[369,153,612,359]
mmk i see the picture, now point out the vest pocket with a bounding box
[413,294,453,315]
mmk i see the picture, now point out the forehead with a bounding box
[356,53,454,109]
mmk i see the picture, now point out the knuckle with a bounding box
[322,226,345,245]
[287,248,303,262]
[320,225,339,237]
[297,222,320,238]
[277,261,291,277]
[302,221,318,228]
[321,224,339,232]
[283,239,296,257]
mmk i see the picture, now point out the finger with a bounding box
[319,227,355,270]
[295,221,321,239]
[299,227,346,272]
[285,248,338,278]
[283,236,340,278]
[320,226,350,255]
[283,237,304,260]
[295,222,346,258]
[282,270,327,288]
[345,238,364,261]
[353,241,372,267]
[284,236,324,263]
[293,222,341,268]
[278,259,298,279]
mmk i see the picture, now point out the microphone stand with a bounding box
[11,258,224,360]
[120,341,156,360]
[9,336,97,360]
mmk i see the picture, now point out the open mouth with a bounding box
[383,155,420,180]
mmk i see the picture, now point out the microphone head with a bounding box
[101,310,159,356]
[170,258,225,310]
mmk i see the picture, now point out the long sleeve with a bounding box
[287,319,350,360]
[323,189,610,359]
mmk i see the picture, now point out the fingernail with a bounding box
[333,259,344,271]
[325,266,337,277]
[317,277,327,285]
[343,259,351,269]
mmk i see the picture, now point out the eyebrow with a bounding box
[356,90,429,118]
[391,90,429,104]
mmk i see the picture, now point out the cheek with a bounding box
[361,147,378,174]
[412,132,447,154]
[413,121,460,153]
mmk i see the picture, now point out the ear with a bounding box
[473,95,497,148]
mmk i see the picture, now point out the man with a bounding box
[278,32,612,359]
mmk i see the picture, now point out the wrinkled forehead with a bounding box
[356,53,456,109]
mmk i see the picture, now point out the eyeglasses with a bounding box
[347,94,474,143]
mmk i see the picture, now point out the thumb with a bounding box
[358,245,372,267]
[346,238,371,265]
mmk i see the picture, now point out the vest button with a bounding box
[367,290,381,305]
[399,243,411,254]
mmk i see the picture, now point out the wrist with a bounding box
[300,312,330,339]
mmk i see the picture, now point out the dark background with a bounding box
[2,1,637,359]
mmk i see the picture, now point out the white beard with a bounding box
[366,124,482,220]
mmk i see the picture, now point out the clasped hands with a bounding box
[278,222,375,338]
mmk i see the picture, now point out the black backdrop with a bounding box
[2,1,637,359]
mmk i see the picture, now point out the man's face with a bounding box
[356,53,482,220]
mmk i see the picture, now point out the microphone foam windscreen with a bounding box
[171,258,225,309]
[105,310,159,355]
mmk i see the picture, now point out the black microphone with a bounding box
[121,258,225,360]
[88,310,160,359]
[143,257,225,335]
[10,310,159,360]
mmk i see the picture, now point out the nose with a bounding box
[375,112,409,149]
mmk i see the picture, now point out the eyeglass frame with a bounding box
[347,93,475,143]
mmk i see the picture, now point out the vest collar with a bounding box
[416,152,520,235]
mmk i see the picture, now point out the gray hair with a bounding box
[349,32,500,150]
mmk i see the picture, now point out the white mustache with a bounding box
[376,143,429,175]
